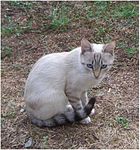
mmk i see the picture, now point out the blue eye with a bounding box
[87,64,93,69]
[101,64,107,69]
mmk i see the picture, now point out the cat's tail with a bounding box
[30,97,96,127]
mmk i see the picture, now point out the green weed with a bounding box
[2,15,15,36]
[118,42,138,56]
[2,111,16,119]
[2,27,15,36]
[42,136,48,149]
[98,27,106,34]
[94,1,110,11]
[116,116,129,129]
[49,6,69,30]
[2,26,25,37]
[2,46,13,58]
[125,47,138,56]
[85,2,110,20]
[2,19,33,37]
[86,9,94,19]
[9,1,33,10]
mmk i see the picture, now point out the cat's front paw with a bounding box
[90,108,95,116]
[80,116,91,124]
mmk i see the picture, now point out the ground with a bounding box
[1,1,139,149]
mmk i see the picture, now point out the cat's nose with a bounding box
[93,69,100,79]
[94,75,99,79]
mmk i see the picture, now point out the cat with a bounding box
[24,38,115,127]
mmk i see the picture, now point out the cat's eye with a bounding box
[101,64,107,69]
[87,64,93,69]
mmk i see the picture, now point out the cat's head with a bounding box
[80,38,115,79]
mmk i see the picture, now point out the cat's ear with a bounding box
[81,38,92,54]
[103,41,116,55]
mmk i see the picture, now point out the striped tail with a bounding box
[30,97,96,127]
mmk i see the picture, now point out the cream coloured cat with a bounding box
[24,38,115,127]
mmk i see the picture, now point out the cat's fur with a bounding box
[24,38,115,127]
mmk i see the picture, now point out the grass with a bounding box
[1,1,138,56]
[85,1,138,21]
[2,26,23,37]
[111,3,139,19]
[117,41,138,56]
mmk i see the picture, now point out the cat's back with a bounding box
[34,52,68,68]
[29,52,68,75]
[25,52,69,92]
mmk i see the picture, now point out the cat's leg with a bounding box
[67,92,92,124]
[80,91,91,124]
[81,91,95,117]
[81,91,88,106]
[29,97,96,127]
[52,97,96,126]
[65,104,91,125]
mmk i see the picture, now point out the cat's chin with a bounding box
[92,79,102,88]
[92,75,101,80]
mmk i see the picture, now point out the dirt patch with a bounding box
[1,1,139,149]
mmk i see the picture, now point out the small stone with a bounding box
[108,88,111,92]
[24,137,33,148]
[20,108,25,113]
